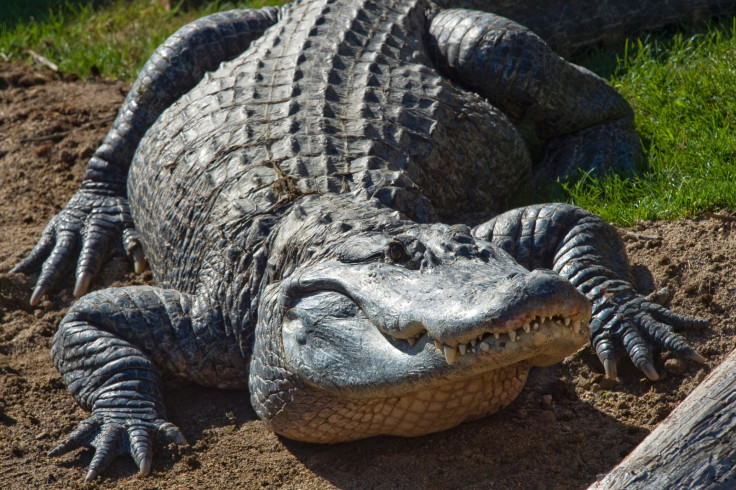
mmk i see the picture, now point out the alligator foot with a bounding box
[590,289,706,381]
[49,411,186,482]
[50,285,248,481]
[11,189,143,305]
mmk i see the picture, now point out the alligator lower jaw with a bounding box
[387,314,590,366]
[272,364,532,443]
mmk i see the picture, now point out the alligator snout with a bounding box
[284,261,590,338]
[279,256,591,376]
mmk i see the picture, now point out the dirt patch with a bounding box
[1,61,734,489]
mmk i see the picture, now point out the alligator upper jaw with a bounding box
[410,313,590,367]
[278,260,592,397]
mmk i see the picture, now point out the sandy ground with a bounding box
[1,61,735,489]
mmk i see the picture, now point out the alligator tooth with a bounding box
[493,332,500,339]
[523,323,530,333]
[444,345,458,365]
[471,339,477,347]
[533,322,539,330]
[564,317,571,326]
[573,320,581,334]
[458,344,467,355]
[407,337,417,346]
[508,330,516,342]
[480,342,490,352]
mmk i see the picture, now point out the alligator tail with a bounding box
[437,0,736,55]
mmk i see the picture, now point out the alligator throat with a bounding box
[271,366,531,442]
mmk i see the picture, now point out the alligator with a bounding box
[11,0,713,482]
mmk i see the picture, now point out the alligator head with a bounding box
[249,197,591,442]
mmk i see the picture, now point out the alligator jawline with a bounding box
[383,315,590,365]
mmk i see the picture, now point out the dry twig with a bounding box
[703,211,736,222]
[25,49,58,72]
[625,231,662,241]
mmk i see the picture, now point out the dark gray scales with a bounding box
[11,0,717,482]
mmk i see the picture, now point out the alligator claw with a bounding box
[602,358,618,380]
[684,350,706,364]
[136,455,152,479]
[25,226,80,305]
[124,229,148,274]
[11,190,139,303]
[638,360,659,381]
[73,272,94,298]
[590,288,705,380]
[49,410,185,482]
[30,284,48,307]
[131,246,148,274]
[159,421,188,446]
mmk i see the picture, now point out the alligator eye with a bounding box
[388,242,405,261]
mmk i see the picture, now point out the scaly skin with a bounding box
[11,0,712,482]
[438,0,736,56]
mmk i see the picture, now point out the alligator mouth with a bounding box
[386,314,590,365]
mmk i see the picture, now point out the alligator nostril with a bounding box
[506,272,523,280]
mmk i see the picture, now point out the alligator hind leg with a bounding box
[472,204,706,381]
[50,285,247,481]
[427,9,642,184]
[12,7,280,305]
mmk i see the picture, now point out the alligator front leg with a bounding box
[427,9,641,184]
[472,203,705,380]
[12,7,280,304]
[50,286,247,481]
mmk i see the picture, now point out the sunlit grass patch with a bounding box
[0,0,285,80]
[543,19,736,224]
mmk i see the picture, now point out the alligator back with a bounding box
[128,0,531,291]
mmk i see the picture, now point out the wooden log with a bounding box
[589,348,736,489]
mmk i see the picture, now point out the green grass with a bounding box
[0,0,285,80]
[560,20,736,224]
[2,2,736,225]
